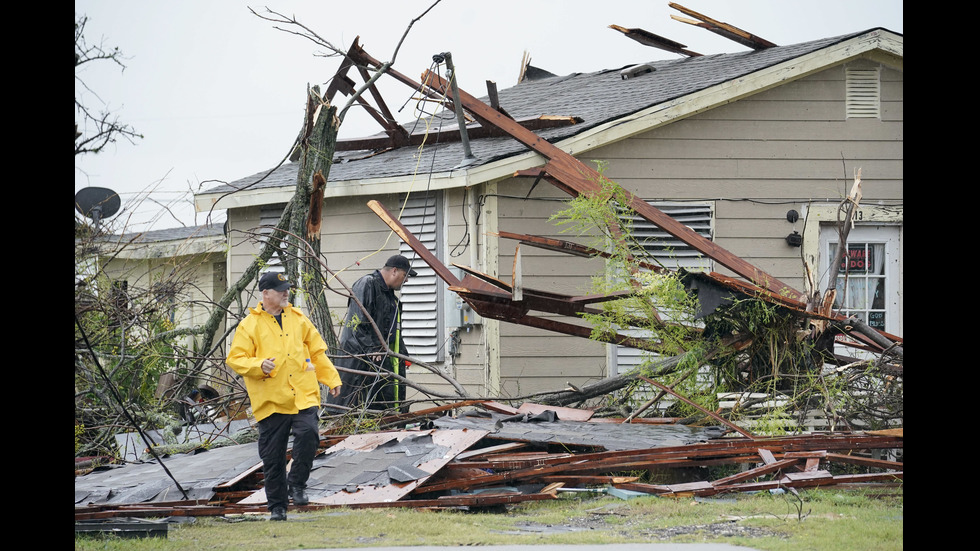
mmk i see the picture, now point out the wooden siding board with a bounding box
[596,139,903,161]
[719,218,795,239]
[498,378,586,397]
[600,119,903,142]
[693,100,850,121]
[499,356,607,378]
[496,199,568,218]
[719,201,868,220]
[597,158,903,180]
[499,336,605,358]
[715,235,800,257]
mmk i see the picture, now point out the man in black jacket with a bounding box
[328,255,416,412]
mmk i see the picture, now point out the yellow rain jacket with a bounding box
[226,301,342,422]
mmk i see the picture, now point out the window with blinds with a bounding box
[397,194,443,363]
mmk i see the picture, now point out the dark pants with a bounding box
[256,407,319,510]
[328,357,405,413]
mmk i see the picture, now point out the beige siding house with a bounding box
[197,29,903,408]
[100,224,228,334]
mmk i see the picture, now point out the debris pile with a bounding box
[76,3,903,525]
[75,400,902,521]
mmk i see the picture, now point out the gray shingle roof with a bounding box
[106,223,224,244]
[205,30,882,196]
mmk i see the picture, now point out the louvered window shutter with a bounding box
[397,194,443,363]
[613,201,713,373]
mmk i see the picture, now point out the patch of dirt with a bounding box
[631,521,786,541]
[542,511,787,541]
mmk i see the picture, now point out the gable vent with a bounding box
[846,67,881,118]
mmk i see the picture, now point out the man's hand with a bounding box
[328,385,342,397]
[261,358,276,375]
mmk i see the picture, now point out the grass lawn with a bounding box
[75,485,902,550]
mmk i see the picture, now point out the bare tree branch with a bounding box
[74,14,143,156]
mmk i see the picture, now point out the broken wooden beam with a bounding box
[638,376,756,439]
[608,24,702,56]
[336,115,582,151]
[420,70,807,301]
[668,2,777,50]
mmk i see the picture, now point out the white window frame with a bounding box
[803,203,903,339]
[820,229,897,331]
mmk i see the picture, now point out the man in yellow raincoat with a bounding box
[226,272,342,521]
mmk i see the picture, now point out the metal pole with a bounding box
[441,52,477,165]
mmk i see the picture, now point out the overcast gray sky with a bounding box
[74,0,903,233]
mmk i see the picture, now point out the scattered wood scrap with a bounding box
[75,402,903,521]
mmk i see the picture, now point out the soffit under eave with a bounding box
[859,49,902,71]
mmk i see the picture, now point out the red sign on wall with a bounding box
[839,245,874,274]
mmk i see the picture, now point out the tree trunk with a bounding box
[196,198,295,363]
[288,86,340,352]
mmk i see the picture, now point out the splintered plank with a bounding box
[710,458,800,486]
[455,442,528,460]
[608,24,702,56]
[538,475,640,486]
[824,452,903,471]
[668,2,777,49]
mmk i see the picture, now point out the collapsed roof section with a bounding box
[196,27,900,211]
[197,6,903,359]
[75,400,903,520]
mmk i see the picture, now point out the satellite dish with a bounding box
[75,187,121,228]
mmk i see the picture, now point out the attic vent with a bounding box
[845,67,881,118]
[620,63,655,80]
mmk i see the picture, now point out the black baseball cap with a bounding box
[384,254,418,277]
[258,272,293,291]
